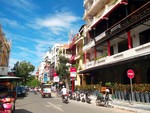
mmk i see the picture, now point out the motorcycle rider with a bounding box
[61,85,67,101]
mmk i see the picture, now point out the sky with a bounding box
[0,0,85,73]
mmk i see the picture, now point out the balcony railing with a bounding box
[89,0,122,28]
[106,2,150,39]
[84,42,150,70]
[85,60,95,69]
[83,40,95,52]
[95,32,106,42]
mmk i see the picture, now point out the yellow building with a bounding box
[0,25,11,75]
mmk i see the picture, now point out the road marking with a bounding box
[46,102,64,112]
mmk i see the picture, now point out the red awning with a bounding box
[70,55,76,61]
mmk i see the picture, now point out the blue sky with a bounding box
[0,0,85,73]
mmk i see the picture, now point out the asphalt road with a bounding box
[15,92,135,113]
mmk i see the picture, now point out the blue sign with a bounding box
[44,74,47,78]
[44,74,47,83]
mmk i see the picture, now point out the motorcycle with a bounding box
[0,76,22,113]
[80,92,85,102]
[85,91,92,104]
[76,91,80,101]
[72,92,76,100]
[0,96,15,113]
[95,88,114,107]
[68,91,72,100]
[62,94,69,103]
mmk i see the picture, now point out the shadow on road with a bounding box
[17,97,25,99]
[15,109,32,113]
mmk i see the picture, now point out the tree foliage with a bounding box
[11,61,35,85]
[26,76,40,87]
[56,56,70,87]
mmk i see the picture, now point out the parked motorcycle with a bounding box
[72,92,76,100]
[85,91,92,104]
[62,94,69,103]
[0,76,22,113]
[80,92,85,102]
[68,91,72,100]
[95,88,114,107]
[76,91,80,101]
[0,96,15,113]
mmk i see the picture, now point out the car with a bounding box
[16,86,26,97]
[41,84,51,98]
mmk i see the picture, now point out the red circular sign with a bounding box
[127,69,134,79]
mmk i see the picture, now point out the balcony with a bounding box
[69,37,76,49]
[89,0,127,29]
[75,35,84,44]
[105,1,150,41]
[95,42,150,68]
[85,60,95,69]
[83,0,109,20]
[95,32,106,42]
[83,42,150,71]
[70,55,76,62]
[83,40,95,52]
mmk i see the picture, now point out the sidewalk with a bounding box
[52,92,150,113]
[113,99,150,113]
[90,95,150,113]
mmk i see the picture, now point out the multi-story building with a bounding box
[0,25,11,76]
[37,50,52,83]
[50,43,71,82]
[38,61,46,83]
[79,0,150,85]
[43,51,52,83]
[74,25,86,86]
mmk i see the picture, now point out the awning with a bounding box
[70,55,76,61]
[0,76,22,82]
[78,52,150,74]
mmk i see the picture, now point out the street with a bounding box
[15,92,135,113]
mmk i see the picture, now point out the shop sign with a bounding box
[0,67,8,75]
[70,67,76,78]
[53,76,59,82]
[54,71,57,77]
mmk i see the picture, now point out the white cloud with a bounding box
[28,11,81,35]
[0,17,25,29]
[37,12,78,28]
[1,0,36,12]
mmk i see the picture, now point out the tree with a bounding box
[26,76,40,87]
[56,56,70,89]
[11,61,35,85]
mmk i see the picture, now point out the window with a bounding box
[110,45,114,55]
[139,29,150,45]
[118,39,128,53]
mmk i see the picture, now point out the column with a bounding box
[84,52,86,64]
[94,47,97,59]
[107,40,111,56]
[127,31,132,49]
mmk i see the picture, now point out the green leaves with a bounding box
[56,56,70,81]
[11,61,35,85]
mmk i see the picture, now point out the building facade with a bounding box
[80,0,150,85]
[0,25,11,75]
[37,43,72,83]
[50,43,71,82]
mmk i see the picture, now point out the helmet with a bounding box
[62,85,65,88]
[106,89,110,92]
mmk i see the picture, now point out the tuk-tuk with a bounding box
[0,76,22,113]
[41,83,51,98]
